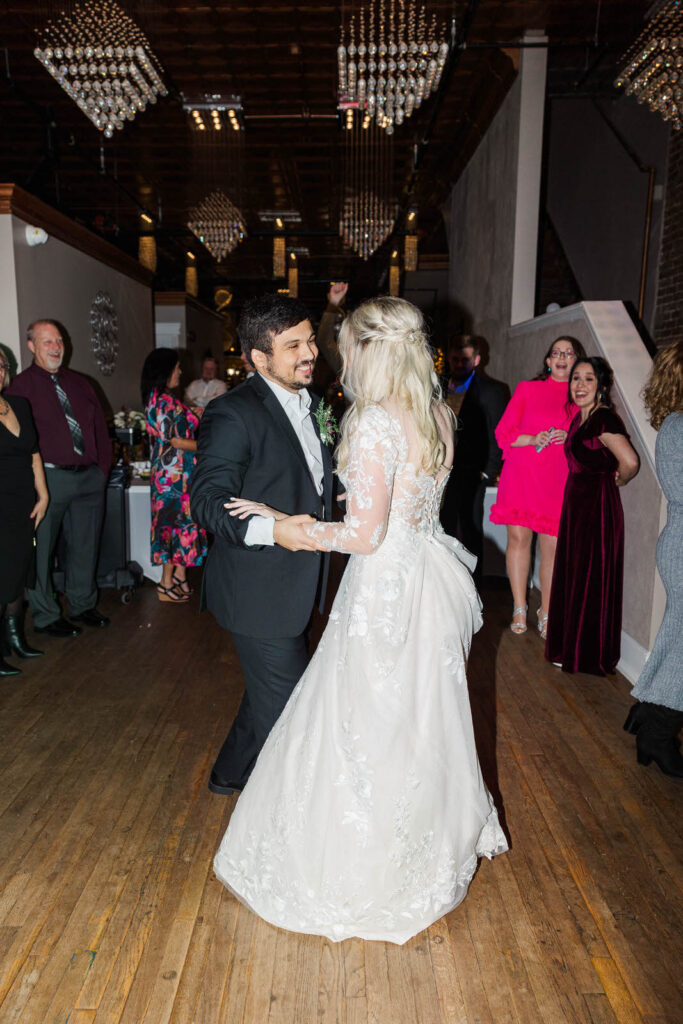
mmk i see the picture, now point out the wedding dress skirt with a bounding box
[214,520,508,944]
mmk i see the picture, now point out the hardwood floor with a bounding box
[0,575,681,1024]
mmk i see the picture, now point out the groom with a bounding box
[191,294,334,795]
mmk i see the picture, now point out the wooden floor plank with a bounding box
[0,582,680,1024]
[363,940,391,1024]
[317,938,345,1024]
[427,918,468,1023]
[591,957,646,1024]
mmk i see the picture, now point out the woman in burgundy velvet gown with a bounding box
[546,358,639,675]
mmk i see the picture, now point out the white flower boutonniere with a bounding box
[314,400,339,446]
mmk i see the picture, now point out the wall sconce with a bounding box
[389,249,400,297]
[288,251,298,297]
[273,216,285,278]
[185,251,198,297]
[138,213,156,272]
[404,209,418,272]
[25,225,48,247]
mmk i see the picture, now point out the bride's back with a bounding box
[377,399,454,533]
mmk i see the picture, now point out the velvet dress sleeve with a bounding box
[593,408,628,437]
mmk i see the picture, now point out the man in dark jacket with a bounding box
[440,334,508,581]
[191,294,334,795]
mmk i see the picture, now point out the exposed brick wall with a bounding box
[655,129,683,346]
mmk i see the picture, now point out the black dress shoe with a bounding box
[70,608,110,628]
[0,656,21,677]
[35,617,83,638]
[208,771,244,796]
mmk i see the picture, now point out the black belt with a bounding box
[44,463,91,472]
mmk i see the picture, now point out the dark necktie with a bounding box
[51,374,85,455]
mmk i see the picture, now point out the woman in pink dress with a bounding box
[490,337,584,636]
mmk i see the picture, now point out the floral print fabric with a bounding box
[146,388,207,566]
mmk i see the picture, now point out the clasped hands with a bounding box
[224,498,320,551]
[534,428,567,449]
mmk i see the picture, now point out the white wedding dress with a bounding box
[214,404,508,944]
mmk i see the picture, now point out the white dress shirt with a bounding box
[243,374,324,547]
[184,377,228,408]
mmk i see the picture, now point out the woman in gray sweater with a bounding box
[625,340,683,778]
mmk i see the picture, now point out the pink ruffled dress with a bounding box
[489,377,576,537]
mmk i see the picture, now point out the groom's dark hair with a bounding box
[239,294,312,361]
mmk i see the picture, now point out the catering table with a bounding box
[125,481,509,584]
[126,477,162,584]
[482,485,507,577]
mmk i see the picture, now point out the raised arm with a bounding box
[190,401,254,545]
[315,282,348,375]
[302,405,398,555]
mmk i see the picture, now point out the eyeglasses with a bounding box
[550,350,574,359]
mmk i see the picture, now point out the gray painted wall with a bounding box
[447,76,521,379]
[186,300,225,372]
[546,96,669,335]
[402,266,450,346]
[12,215,154,414]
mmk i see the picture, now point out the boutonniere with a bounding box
[314,400,339,446]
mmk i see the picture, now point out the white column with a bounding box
[154,321,183,349]
[511,31,548,325]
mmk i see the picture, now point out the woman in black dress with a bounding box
[0,353,49,676]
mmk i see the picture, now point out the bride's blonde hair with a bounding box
[336,296,449,476]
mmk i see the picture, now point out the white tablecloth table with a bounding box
[126,478,162,584]
[125,481,508,585]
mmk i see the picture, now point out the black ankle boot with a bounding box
[4,613,44,659]
[0,655,21,677]
[636,703,683,778]
[623,702,646,734]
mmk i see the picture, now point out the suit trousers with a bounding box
[213,630,310,787]
[29,465,106,627]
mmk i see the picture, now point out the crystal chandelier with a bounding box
[339,115,396,259]
[614,0,682,131]
[340,191,396,258]
[187,189,246,261]
[33,1,167,138]
[337,1,450,135]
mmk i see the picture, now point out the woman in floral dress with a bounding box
[141,349,207,601]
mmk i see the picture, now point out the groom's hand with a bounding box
[273,515,318,551]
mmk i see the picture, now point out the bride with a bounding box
[215,296,508,944]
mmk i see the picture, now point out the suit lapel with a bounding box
[251,374,324,505]
[309,393,335,518]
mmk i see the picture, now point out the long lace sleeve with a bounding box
[305,405,398,555]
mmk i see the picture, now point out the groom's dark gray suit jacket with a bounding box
[190,372,334,638]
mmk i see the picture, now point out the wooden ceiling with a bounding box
[1,1,653,305]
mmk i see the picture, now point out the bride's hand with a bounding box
[224,498,287,521]
[274,515,319,551]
